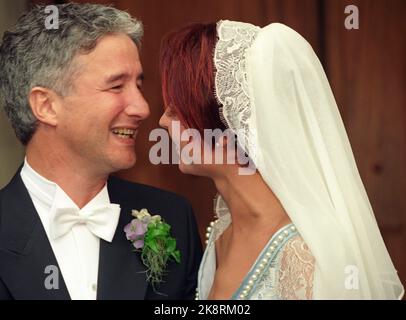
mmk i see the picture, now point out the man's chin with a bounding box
[110,154,137,172]
[178,162,195,175]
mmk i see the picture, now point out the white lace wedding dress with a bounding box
[196,196,315,300]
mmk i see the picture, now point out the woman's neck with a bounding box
[213,167,290,235]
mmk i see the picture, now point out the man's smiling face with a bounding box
[56,33,150,175]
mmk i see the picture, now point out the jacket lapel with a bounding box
[0,170,70,300]
[96,178,148,300]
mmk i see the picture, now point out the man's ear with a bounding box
[28,86,60,126]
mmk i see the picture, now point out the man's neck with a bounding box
[26,144,108,209]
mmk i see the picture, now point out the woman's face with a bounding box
[159,107,223,177]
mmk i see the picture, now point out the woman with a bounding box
[159,20,404,299]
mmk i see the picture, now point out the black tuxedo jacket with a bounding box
[0,170,202,300]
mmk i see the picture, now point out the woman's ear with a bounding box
[28,86,59,126]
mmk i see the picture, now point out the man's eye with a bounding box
[110,85,123,91]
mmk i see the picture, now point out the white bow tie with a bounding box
[50,204,121,242]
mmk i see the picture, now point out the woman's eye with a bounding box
[165,109,175,118]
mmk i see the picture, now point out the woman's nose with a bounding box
[159,112,168,129]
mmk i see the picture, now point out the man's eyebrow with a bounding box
[104,73,129,84]
[104,72,144,84]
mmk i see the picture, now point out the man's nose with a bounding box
[124,91,150,120]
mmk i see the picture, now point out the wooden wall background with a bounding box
[30,0,405,292]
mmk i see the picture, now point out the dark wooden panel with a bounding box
[324,0,406,289]
[262,0,322,55]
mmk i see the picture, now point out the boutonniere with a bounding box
[124,208,181,287]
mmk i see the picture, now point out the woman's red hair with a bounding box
[159,22,226,134]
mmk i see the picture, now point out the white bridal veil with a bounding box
[214,20,404,299]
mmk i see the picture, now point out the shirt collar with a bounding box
[21,158,112,212]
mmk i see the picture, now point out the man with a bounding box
[0,3,202,299]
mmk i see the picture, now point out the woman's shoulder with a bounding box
[279,233,314,265]
[276,233,315,299]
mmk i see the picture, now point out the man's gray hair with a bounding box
[0,3,143,145]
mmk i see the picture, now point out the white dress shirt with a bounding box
[20,159,119,300]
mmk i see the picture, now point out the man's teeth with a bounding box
[112,128,135,139]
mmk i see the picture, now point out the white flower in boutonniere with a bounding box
[124,208,181,287]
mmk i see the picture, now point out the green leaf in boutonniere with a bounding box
[124,208,181,288]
